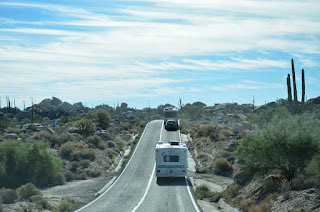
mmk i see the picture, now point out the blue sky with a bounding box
[0,0,319,109]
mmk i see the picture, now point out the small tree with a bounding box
[76,119,95,134]
[237,115,320,180]
[97,110,111,125]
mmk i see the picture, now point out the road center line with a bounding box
[75,122,150,212]
[132,164,156,212]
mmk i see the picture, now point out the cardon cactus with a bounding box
[302,69,305,105]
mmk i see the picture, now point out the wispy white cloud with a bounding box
[211,80,283,91]
[0,0,319,107]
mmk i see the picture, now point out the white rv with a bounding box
[155,141,188,179]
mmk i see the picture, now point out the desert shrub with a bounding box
[53,172,66,186]
[236,115,320,180]
[223,183,241,200]
[86,111,97,120]
[87,169,101,178]
[33,131,52,142]
[17,183,41,200]
[34,133,72,148]
[195,184,219,200]
[97,110,111,125]
[249,107,291,127]
[0,141,63,188]
[113,142,124,153]
[64,170,74,182]
[130,136,139,150]
[79,172,87,180]
[213,158,233,175]
[86,135,102,148]
[79,160,90,168]
[72,149,96,161]
[197,152,210,162]
[0,120,9,132]
[182,105,205,120]
[59,142,85,160]
[30,195,49,209]
[195,123,216,138]
[107,140,116,148]
[106,149,117,159]
[58,201,72,212]
[70,161,79,172]
[0,188,18,204]
[50,134,73,147]
[306,153,320,187]
[75,119,95,134]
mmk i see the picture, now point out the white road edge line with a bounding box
[180,119,201,212]
[132,121,164,212]
[75,122,151,212]
[185,177,201,212]
[132,164,156,212]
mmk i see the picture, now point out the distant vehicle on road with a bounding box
[165,119,178,131]
[164,107,179,131]
[155,141,188,180]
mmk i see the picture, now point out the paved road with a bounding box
[77,120,200,212]
[135,122,200,212]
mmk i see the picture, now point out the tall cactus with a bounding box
[291,59,298,112]
[302,69,305,106]
[286,74,292,106]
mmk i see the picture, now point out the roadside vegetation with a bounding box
[0,101,152,210]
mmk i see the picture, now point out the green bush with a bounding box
[58,201,72,212]
[79,172,87,180]
[70,161,79,172]
[75,119,95,134]
[195,184,220,200]
[0,188,18,204]
[223,183,241,200]
[0,141,63,188]
[30,195,49,209]
[306,153,320,187]
[17,183,41,200]
[59,142,85,160]
[87,169,101,178]
[79,160,90,168]
[86,135,102,148]
[64,170,74,182]
[249,107,291,127]
[237,115,320,180]
[97,110,111,125]
[107,141,116,148]
[213,158,233,175]
[71,149,96,161]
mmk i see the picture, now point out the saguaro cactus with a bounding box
[302,69,305,106]
[291,59,298,112]
[286,74,292,105]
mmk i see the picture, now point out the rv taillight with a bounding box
[182,170,186,172]
[157,170,160,173]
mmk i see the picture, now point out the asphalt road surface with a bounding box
[77,120,200,212]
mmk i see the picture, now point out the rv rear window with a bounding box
[163,155,179,162]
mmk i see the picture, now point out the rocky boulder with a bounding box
[51,97,62,106]
[73,102,84,111]
[233,171,253,186]
[58,102,73,114]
